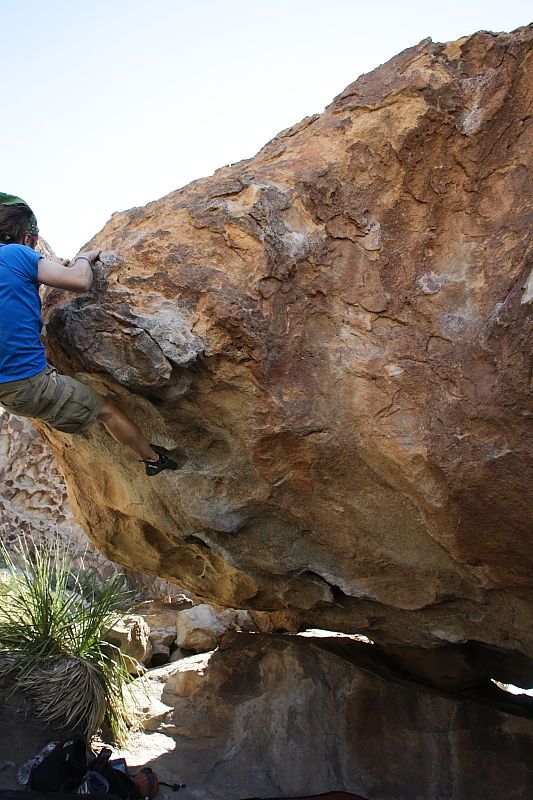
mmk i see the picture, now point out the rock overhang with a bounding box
[40,25,533,686]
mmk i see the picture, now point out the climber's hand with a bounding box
[70,247,101,265]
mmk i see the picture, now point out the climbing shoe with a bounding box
[141,444,186,477]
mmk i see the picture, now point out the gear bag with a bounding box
[26,737,160,799]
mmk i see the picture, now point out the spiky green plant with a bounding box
[0,537,140,742]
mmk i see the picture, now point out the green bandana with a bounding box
[0,192,39,237]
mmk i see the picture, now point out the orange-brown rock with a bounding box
[41,27,533,682]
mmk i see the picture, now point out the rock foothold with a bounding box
[41,26,533,685]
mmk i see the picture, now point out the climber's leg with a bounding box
[97,398,183,475]
[97,398,158,460]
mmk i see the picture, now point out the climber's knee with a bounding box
[97,397,120,424]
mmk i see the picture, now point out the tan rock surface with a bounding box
[0,413,191,600]
[107,614,153,672]
[41,27,533,680]
[0,412,113,573]
[134,598,193,631]
[176,604,228,653]
[2,637,532,800]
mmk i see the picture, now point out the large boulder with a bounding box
[136,633,533,800]
[40,27,533,683]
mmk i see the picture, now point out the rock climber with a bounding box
[0,193,180,476]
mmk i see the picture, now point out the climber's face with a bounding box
[23,232,39,250]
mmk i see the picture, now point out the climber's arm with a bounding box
[37,248,100,293]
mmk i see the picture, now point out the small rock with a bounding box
[106,614,152,673]
[149,627,177,649]
[218,609,257,632]
[136,679,177,734]
[176,604,227,653]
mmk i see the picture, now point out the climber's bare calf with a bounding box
[98,398,157,461]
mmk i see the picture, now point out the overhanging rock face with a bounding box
[42,27,533,681]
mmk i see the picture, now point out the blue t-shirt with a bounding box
[0,243,46,382]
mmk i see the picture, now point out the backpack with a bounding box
[27,737,159,800]
[28,736,88,793]
[87,748,159,800]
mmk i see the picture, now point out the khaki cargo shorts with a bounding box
[0,364,104,434]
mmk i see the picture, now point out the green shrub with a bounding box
[0,537,139,742]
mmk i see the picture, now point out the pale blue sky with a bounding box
[1,0,530,255]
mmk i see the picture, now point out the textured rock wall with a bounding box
[138,634,533,800]
[0,411,101,562]
[3,635,531,800]
[41,27,533,682]
[0,411,188,600]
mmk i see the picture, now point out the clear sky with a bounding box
[1,0,530,255]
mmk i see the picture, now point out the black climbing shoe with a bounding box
[141,444,186,477]
[142,453,178,477]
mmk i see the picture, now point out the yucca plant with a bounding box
[0,537,140,742]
